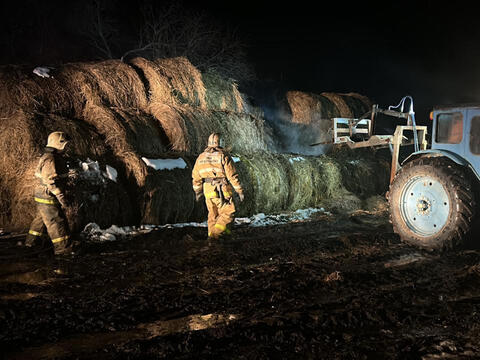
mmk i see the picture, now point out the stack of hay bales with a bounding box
[139,149,390,223]
[0,55,387,233]
[128,57,275,154]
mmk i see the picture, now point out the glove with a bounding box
[56,193,68,210]
[238,192,245,203]
[195,192,204,202]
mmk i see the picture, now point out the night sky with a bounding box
[2,0,479,122]
[195,0,480,122]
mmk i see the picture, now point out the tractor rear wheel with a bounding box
[388,156,476,251]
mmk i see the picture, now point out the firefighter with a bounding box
[25,131,73,255]
[192,133,244,239]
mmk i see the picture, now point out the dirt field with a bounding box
[1,209,480,359]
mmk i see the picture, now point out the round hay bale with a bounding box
[154,57,207,108]
[0,65,78,117]
[321,92,353,118]
[78,60,148,110]
[202,70,244,112]
[128,57,175,105]
[149,103,276,154]
[286,91,339,124]
[141,155,205,225]
[339,92,372,118]
[286,90,373,124]
[287,156,329,210]
[82,101,149,186]
[235,152,290,215]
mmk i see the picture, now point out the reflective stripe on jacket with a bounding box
[192,147,243,197]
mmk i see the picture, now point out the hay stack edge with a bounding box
[0,57,389,232]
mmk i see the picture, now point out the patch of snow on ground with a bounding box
[142,157,187,170]
[232,156,241,163]
[82,208,328,242]
[236,208,326,227]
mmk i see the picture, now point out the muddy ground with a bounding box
[1,210,480,359]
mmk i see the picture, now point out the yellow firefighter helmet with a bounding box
[207,132,224,148]
[47,131,69,151]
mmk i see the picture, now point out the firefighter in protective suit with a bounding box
[192,133,244,239]
[25,131,73,255]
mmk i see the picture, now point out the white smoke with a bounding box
[263,105,332,156]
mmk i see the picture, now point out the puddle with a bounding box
[9,313,240,359]
[0,269,51,284]
[0,265,70,285]
[0,293,42,301]
[384,253,426,268]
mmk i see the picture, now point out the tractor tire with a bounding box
[388,156,476,251]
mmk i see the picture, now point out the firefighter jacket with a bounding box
[192,146,243,200]
[34,147,69,205]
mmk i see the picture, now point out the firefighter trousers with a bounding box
[206,197,236,239]
[25,202,71,254]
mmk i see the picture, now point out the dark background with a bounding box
[200,0,480,123]
[1,0,479,123]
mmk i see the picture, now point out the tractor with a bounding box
[316,96,479,250]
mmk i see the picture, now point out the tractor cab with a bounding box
[428,105,480,179]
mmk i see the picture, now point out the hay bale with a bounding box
[83,101,164,187]
[128,57,176,105]
[286,91,373,125]
[78,60,148,110]
[202,70,244,112]
[286,91,334,124]
[320,92,353,118]
[0,65,78,117]
[140,155,206,224]
[339,92,372,118]
[149,103,276,154]
[235,153,290,215]
[154,57,207,108]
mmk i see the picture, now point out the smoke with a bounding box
[263,104,331,156]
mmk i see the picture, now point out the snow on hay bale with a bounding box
[0,60,148,118]
[0,64,79,117]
